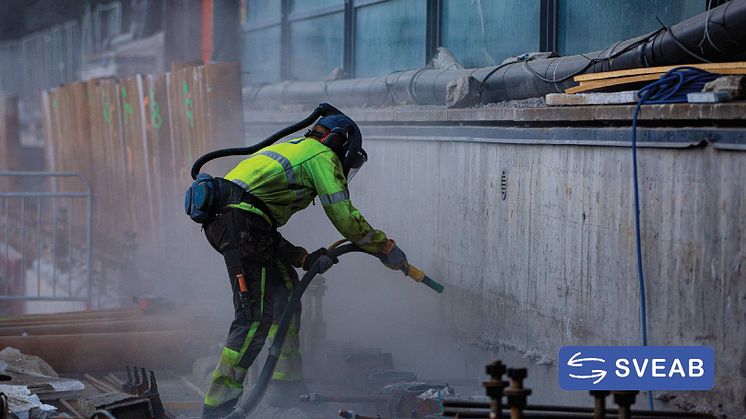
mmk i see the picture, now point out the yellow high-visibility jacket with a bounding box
[224,137,389,254]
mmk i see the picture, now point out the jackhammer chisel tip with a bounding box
[423,276,445,293]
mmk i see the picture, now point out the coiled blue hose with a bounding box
[631,66,721,410]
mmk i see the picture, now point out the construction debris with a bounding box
[0,348,57,378]
[79,367,170,419]
[0,348,84,403]
[445,75,481,108]
[546,91,638,106]
[687,91,734,103]
[0,385,56,419]
[566,61,746,94]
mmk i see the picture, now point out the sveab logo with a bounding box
[559,346,714,391]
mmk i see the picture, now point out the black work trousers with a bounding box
[201,208,304,409]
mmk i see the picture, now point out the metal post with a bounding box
[505,368,531,419]
[612,391,638,419]
[482,360,508,419]
[67,196,72,297]
[590,390,610,419]
[52,197,57,297]
[19,197,24,292]
[4,199,8,295]
[343,0,355,78]
[280,0,291,80]
[36,197,42,297]
[426,0,442,63]
[540,0,559,54]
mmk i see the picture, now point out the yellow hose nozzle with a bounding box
[402,263,444,294]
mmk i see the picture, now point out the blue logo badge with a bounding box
[559,346,714,390]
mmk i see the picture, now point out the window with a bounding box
[240,26,281,85]
[288,0,345,81]
[291,0,344,14]
[558,0,704,55]
[441,0,541,69]
[353,0,426,78]
[240,0,283,85]
[238,0,710,85]
[246,0,282,23]
[289,13,345,80]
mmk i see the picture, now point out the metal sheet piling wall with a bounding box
[39,62,245,248]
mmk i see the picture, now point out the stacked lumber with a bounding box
[0,308,221,372]
[40,62,244,248]
[0,95,21,174]
[566,61,746,94]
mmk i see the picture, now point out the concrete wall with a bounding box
[245,108,745,417]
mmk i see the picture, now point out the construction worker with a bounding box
[200,113,408,418]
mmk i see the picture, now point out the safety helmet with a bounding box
[314,114,367,181]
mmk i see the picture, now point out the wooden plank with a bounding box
[141,73,173,250]
[574,61,746,82]
[202,63,245,175]
[88,79,115,236]
[0,330,215,372]
[57,84,75,191]
[566,68,746,94]
[40,91,56,174]
[0,95,21,192]
[179,376,205,398]
[0,316,193,336]
[546,91,638,106]
[68,82,94,230]
[167,69,189,183]
[86,80,108,235]
[98,78,131,236]
[59,398,84,418]
[0,308,141,325]
[120,77,153,236]
[49,89,65,176]
[164,400,203,410]
[84,373,119,393]
[106,373,124,386]
[70,82,93,183]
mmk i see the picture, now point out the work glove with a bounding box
[302,247,338,273]
[379,243,407,271]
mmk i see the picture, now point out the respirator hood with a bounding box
[316,114,367,180]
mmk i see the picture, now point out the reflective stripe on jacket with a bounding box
[224,137,389,253]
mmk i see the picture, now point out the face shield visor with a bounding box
[344,147,367,182]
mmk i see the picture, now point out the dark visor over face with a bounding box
[346,147,367,181]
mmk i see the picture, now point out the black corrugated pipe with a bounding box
[245,0,746,109]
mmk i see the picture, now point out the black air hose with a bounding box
[224,243,362,419]
[190,103,343,179]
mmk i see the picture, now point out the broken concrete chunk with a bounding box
[703,75,745,98]
[0,384,56,419]
[446,76,481,108]
[546,91,638,106]
[687,91,733,103]
[417,384,455,400]
[0,348,58,378]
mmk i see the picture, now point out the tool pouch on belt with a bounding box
[185,173,277,227]
[184,173,219,224]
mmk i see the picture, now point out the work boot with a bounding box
[265,380,309,408]
[201,400,236,419]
